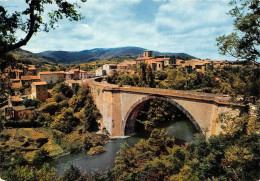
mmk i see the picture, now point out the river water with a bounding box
[52,119,198,176]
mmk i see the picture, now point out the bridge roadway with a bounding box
[84,78,244,137]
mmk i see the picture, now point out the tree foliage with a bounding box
[216,0,260,62]
[112,113,260,180]
[0,0,86,55]
[51,107,79,133]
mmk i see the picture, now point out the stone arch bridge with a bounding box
[84,79,244,137]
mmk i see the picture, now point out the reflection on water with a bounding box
[52,119,198,176]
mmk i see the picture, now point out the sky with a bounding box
[1,0,236,60]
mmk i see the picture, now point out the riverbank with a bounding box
[52,118,198,176]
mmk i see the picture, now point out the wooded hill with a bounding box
[37,46,197,64]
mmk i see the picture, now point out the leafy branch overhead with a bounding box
[0,0,87,55]
[216,0,260,62]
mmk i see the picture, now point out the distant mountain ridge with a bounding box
[37,47,197,64]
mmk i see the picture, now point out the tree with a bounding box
[0,0,86,55]
[51,107,79,133]
[140,62,147,84]
[60,165,81,181]
[147,65,155,88]
[32,149,52,168]
[52,83,73,98]
[216,0,260,62]
[23,98,40,108]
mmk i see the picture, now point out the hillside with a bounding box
[11,48,53,65]
[37,47,197,64]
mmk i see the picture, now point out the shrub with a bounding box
[87,146,106,155]
[23,99,40,108]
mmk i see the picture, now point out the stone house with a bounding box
[31,81,48,101]
[11,81,23,96]
[21,76,41,88]
[103,64,117,75]
[38,72,60,84]
[96,68,106,76]
[65,79,82,89]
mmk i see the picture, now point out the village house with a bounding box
[21,75,41,87]
[31,81,48,101]
[95,68,106,76]
[86,72,94,78]
[12,106,34,119]
[11,80,23,96]
[65,69,93,80]
[103,64,117,75]
[135,50,175,71]
[67,69,80,79]
[179,59,213,72]
[13,69,24,79]
[27,65,37,75]
[38,72,62,84]
[9,96,23,107]
[117,61,137,71]
[5,95,34,119]
[65,79,82,89]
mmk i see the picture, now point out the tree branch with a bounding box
[0,1,36,55]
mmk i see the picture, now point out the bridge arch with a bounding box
[123,95,203,136]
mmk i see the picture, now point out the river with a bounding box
[52,119,198,176]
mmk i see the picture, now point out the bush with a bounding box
[87,146,106,155]
[0,134,10,142]
[37,113,53,127]
[51,108,79,133]
[36,138,48,148]
[32,149,52,168]
[53,93,65,103]
[23,99,40,108]
[52,83,73,98]
[60,165,81,181]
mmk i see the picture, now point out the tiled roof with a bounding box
[21,76,40,80]
[11,82,22,89]
[39,71,65,75]
[136,57,153,60]
[68,69,80,73]
[14,69,23,72]
[105,64,117,66]
[11,79,20,82]
[28,67,37,70]
[117,63,128,67]
[32,81,47,86]
[11,96,22,102]
[13,105,27,111]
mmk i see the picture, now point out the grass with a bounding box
[1,128,63,160]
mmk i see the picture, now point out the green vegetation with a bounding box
[0,1,86,55]
[135,100,181,131]
[110,113,260,181]
[40,112,258,181]
[87,146,106,155]
[23,99,40,108]
[0,82,105,180]
[216,0,259,62]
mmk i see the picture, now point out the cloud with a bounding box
[2,0,235,60]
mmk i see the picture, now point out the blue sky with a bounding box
[1,0,236,60]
